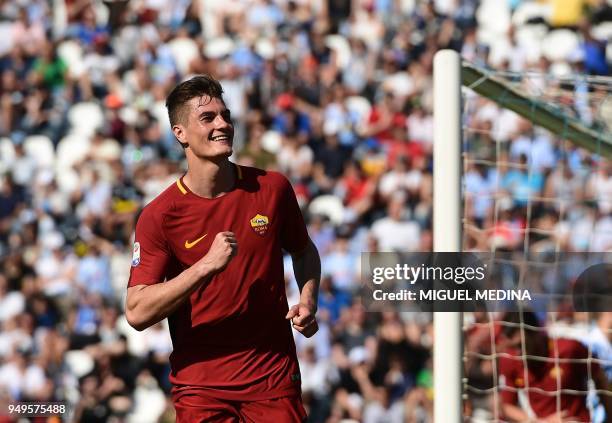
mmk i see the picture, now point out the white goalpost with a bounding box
[432,48,612,422]
[433,50,463,423]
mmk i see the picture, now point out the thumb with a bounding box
[285,305,299,320]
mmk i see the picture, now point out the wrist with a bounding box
[299,300,317,314]
[192,260,216,280]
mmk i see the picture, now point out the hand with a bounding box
[285,303,318,338]
[198,231,237,274]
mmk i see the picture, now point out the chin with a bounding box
[212,147,233,159]
[190,147,233,161]
[220,144,233,155]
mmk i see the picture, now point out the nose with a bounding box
[214,114,232,129]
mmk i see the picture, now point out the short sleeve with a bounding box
[128,207,171,287]
[279,177,310,254]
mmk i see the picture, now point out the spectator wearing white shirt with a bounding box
[587,164,612,215]
[371,194,421,252]
[0,350,47,400]
[378,156,422,203]
[0,275,24,323]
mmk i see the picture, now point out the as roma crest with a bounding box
[250,214,270,236]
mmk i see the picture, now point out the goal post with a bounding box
[433,48,612,422]
[433,50,463,423]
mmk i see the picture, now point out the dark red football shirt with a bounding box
[499,338,595,422]
[128,165,310,401]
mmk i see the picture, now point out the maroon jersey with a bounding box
[499,338,594,422]
[128,165,310,400]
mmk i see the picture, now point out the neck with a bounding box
[183,158,235,199]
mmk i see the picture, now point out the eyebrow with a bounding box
[197,110,231,118]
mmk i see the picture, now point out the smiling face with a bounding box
[172,95,234,160]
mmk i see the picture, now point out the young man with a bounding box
[125,75,321,422]
[499,312,611,423]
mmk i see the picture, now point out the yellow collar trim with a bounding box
[176,178,187,195]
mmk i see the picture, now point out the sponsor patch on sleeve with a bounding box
[132,242,141,266]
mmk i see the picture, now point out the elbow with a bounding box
[125,287,152,331]
[125,309,148,332]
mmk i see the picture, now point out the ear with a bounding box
[172,124,189,148]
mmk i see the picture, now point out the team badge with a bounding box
[132,242,141,266]
[250,214,270,236]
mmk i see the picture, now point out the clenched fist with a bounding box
[197,231,237,274]
[286,303,318,338]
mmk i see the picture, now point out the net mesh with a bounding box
[460,65,612,423]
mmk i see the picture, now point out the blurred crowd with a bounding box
[0,0,611,422]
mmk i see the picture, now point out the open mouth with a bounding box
[210,135,232,143]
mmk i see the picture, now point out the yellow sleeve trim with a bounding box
[176,178,187,195]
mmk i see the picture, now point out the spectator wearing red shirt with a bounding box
[336,160,376,221]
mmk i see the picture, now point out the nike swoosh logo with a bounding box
[184,234,207,249]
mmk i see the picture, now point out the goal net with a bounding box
[433,50,612,423]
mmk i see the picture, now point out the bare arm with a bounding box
[126,265,211,331]
[291,239,321,310]
[502,403,532,422]
[125,231,237,331]
[285,240,321,338]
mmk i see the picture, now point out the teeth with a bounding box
[211,136,229,141]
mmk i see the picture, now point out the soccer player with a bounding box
[498,311,611,422]
[125,75,321,422]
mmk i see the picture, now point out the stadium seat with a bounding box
[512,2,550,26]
[128,384,167,422]
[67,102,104,137]
[515,25,546,62]
[255,38,275,60]
[382,72,414,98]
[345,96,372,122]
[204,37,235,59]
[119,106,139,126]
[308,195,346,226]
[261,130,282,154]
[24,135,55,168]
[54,166,80,194]
[168,37,199,75]
[57,40,85,78]
[592,22,612,42]
[0,137,15,173]
[476,0,512,46]
[542,30,580,62]
[56,133,92,169]
[64,350,94,378]
[325,35,351,69]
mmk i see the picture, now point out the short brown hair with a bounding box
[165,75,224,127]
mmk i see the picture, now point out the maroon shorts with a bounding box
[172,389,307,423]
